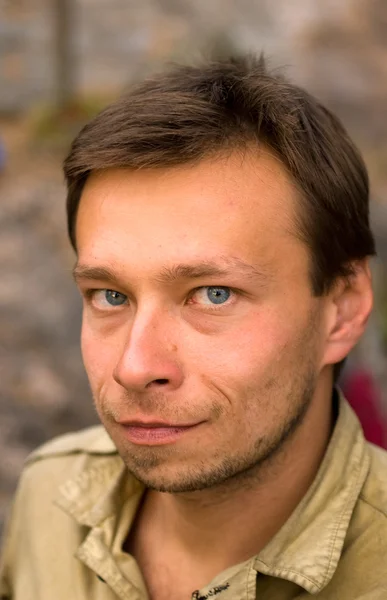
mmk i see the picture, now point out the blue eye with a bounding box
[105,290,127,306]
[206,287,231,304]
[87,289,128,311]
[189,286,232,308]
[198,285,231,304]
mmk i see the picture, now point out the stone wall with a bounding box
[0,0,352,111]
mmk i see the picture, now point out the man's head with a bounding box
[65,55,375,493]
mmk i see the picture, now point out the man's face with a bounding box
[75,151,329,492]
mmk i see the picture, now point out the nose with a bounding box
[113,308,184,393]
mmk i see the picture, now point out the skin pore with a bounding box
[74,150,372,598]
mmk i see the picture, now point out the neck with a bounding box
[131,374,334,574]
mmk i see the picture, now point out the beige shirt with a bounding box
[1,394,387,599]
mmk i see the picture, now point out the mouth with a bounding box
[117,419,204,445]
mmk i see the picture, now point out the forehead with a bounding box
[76,151,302,270]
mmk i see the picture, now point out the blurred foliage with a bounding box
[28,96,112,152]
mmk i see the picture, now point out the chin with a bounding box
[122,454,262,494]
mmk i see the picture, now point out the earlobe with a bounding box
[322,259,373,368]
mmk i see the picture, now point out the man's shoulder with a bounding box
[0,427,126,598]
[16,425,120,502]
[26,425,118,464]
[3,427,121,535]
[334,443,387,596]
[344,442,387,553]
[359,442,387,518]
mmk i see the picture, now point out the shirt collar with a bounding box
[55,454,143,528]
[254,391,370,594]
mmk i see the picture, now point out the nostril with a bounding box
[154,378,169,385]
[145,378,169,389]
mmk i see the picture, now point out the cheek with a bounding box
[80,321,118,390]
[198,310,296,386]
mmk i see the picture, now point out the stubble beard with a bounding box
[98,358,318,494]
[96,309,321,494]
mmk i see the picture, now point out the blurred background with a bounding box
[1,0,387,537]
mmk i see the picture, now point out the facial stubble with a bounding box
[97,315,321,495]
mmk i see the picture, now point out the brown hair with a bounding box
[64,54,375,298]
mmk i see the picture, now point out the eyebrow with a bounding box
[72,257,270,286]
[157,259,268,283]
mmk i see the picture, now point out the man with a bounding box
[1,54,386,599]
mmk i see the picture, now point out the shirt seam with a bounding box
[254,558,318,588]
[358,493,387,519]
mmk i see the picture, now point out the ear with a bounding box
[321,259,373,369]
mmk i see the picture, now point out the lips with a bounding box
[117,418,204,445]
[118,419,198,428]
